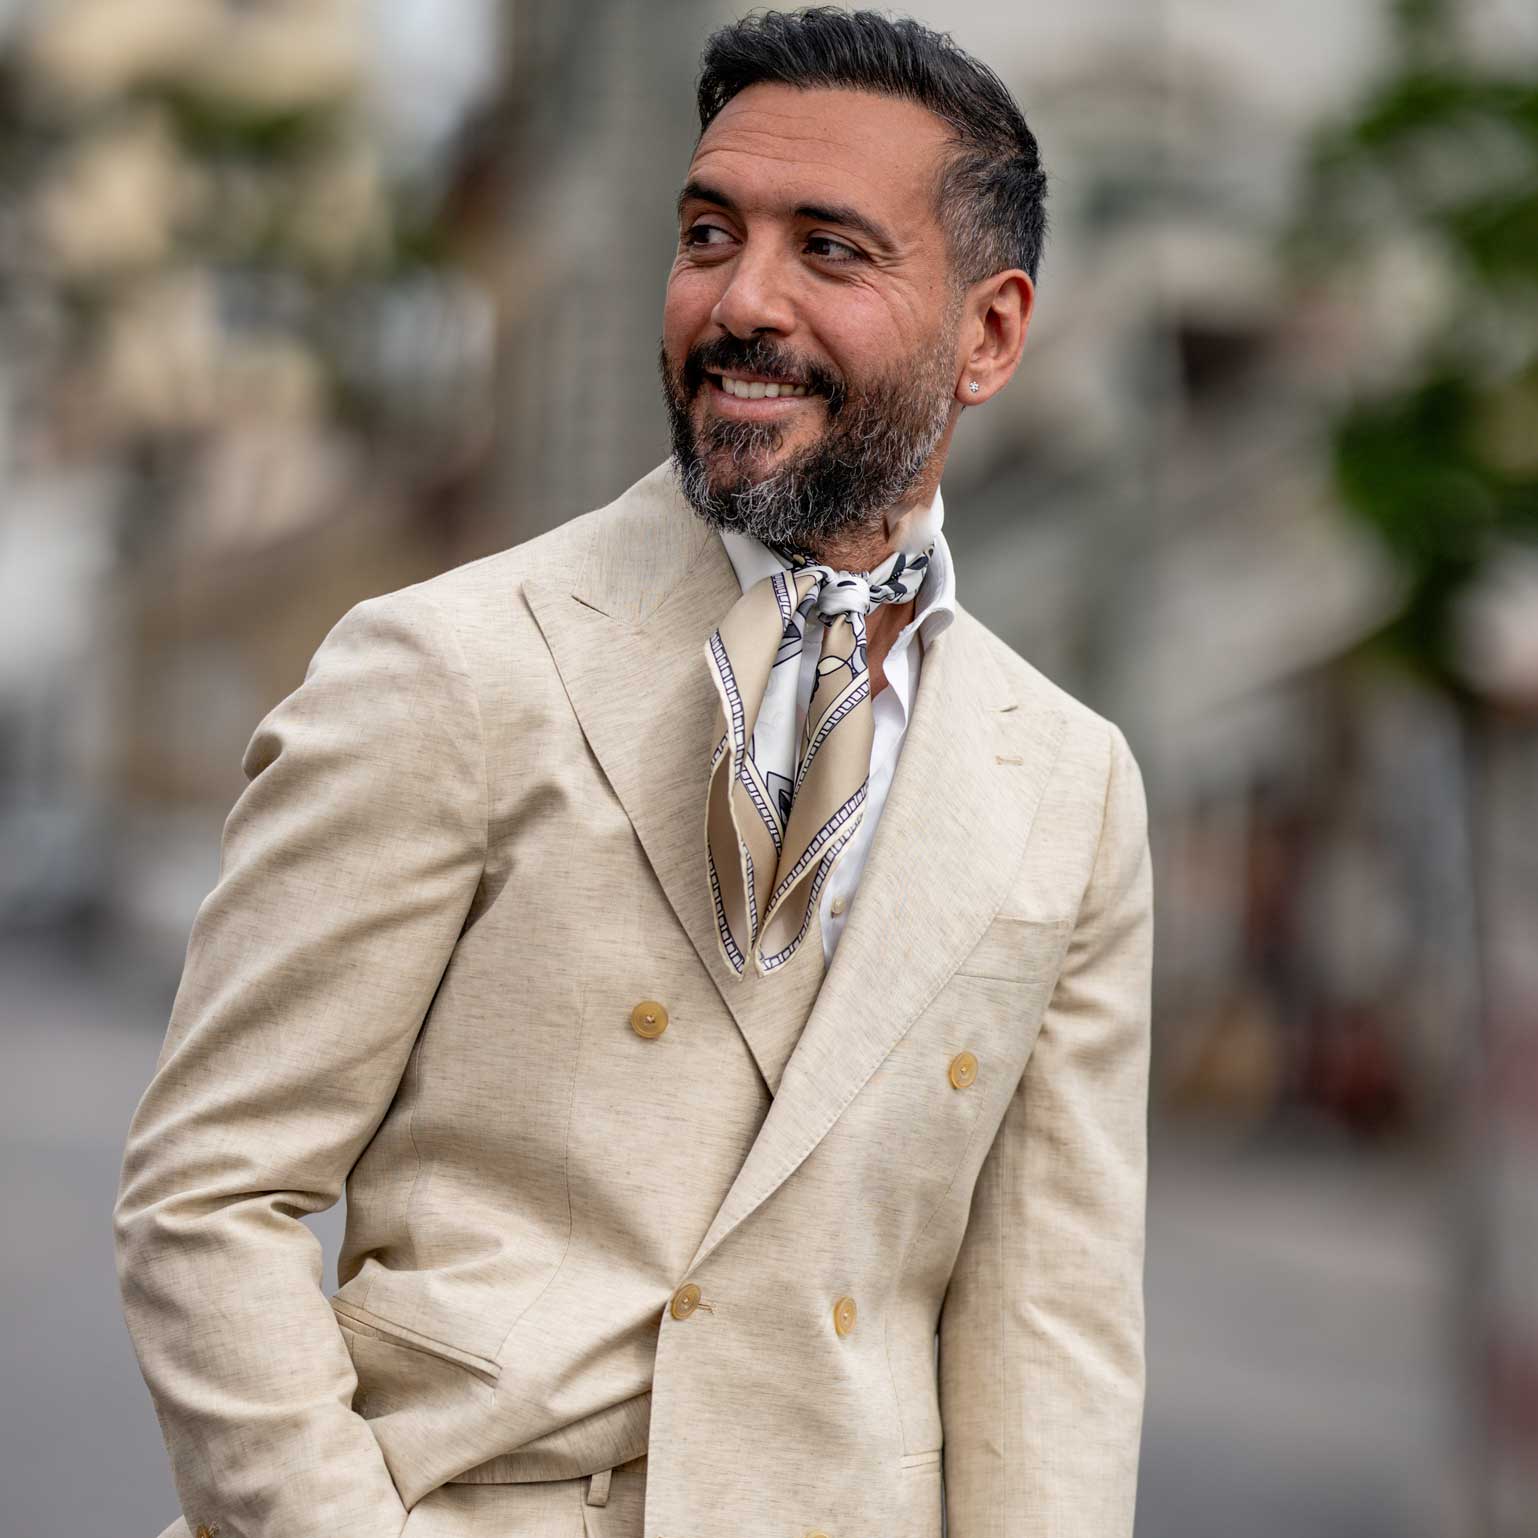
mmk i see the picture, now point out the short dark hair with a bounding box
[695,7,1048,286]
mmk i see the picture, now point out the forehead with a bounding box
[684,82,953,234]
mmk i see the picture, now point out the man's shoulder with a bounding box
[953,602,1141,783]
[401,495,615,613]
[954,602,1116,736]
[353,461,690,636]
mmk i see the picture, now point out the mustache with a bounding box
[682,336,846,413]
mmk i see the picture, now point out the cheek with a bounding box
[799,289,905,377]
[663,265,720,351]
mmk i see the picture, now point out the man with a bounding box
[115,10,1152,1538]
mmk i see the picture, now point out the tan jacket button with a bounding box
[669,1281,701,1319]
[631,1000,669,1038]
[948,1050,978,1089]
[832,1294,857,1336]
[806,1530,833,1538]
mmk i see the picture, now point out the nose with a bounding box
[709,239,795,339]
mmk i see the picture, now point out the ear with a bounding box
[955,270,1034,406]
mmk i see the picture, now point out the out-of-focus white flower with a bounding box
[22,0,215,105]
[187,0,363,114]
[94,268,329,437]
[27,0,364,113]
[1351,236,1460,387]
[1453,543,1538,709]
[217,334,327,423]
[283,137,390,274]
[34,108,199,279]
[182,419,357,553]
[96,270,222,434]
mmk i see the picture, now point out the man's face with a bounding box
[660,82,965,552]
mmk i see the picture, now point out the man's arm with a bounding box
[113,586,488,1538]
[938,720,1152,1537]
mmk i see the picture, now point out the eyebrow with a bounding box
[675,178,899,256]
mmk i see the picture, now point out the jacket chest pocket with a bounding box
[943,912,1074,1087]
[956,910,1074,989]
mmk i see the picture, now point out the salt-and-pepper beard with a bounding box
[658,317,959,555]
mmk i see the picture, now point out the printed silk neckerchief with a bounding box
[704,536,934,978]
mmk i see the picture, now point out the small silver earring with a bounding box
[968,380,980,394]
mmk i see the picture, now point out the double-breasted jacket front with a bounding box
[115,461,1152,1538]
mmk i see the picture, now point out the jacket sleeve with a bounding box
[113,586,488,1538]
[937,719,1153,1538]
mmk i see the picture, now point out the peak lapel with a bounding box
[684,609,1068,1275]
[523,467,826,1096]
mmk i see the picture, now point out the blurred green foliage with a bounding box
[1294,0,1538,698]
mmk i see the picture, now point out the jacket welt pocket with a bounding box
[954,912,1072,986]
[330,1296,502,1386]
[898,1448,944,1538]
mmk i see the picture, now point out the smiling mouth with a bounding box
[707,371,812,400]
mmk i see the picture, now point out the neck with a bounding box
[808,470,941,699]
[801,474,941,574]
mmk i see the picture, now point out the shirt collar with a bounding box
[718,486,957,647]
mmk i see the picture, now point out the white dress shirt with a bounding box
[718,489,957,966]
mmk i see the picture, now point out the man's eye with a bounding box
[683,223,733,248]
[806,234,861,263]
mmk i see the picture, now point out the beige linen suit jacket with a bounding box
[115,460,1152,1538]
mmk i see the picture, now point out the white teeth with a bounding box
[719,375,808,399]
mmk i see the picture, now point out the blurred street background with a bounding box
[1,2,1535,1536]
